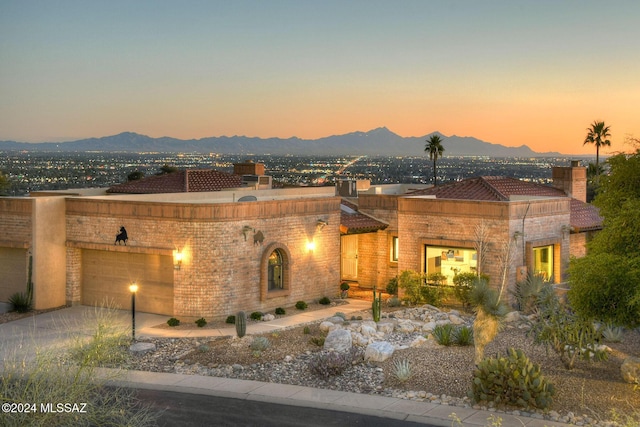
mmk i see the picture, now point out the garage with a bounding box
[82,249,174,315]
[0,248,27,302]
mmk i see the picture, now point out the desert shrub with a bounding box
[308,348,361,378]
[386,277,398,295]
[452,272,478,310]
[198,344,210,353]
[167,317,180,327]
[392,359,412,382]
[420,284,444,306]
[432,323,455,346]
[319,296,331,305]
[250,336,270,352]
[309,336,325,347]
[295,301,308,310]
[303,326,311,335]
[530,284,608,369]
[453,325,474,346]
[275,307,286,315]
[8,292,32,313]
[469,348,555,410]
[512,273,548,314]
[340,282,350,291]
[195,317,207,327]
[250,311,263,321]
[225,315,236,324]
[333,312,346,320]
[387,296,401,307]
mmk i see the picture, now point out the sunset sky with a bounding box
[1,1,638,155]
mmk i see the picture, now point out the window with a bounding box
[533,245,553,281]
[423,245,477,285]
[268,249,284,290]
[391,236,399,262]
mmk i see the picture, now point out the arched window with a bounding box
[268,249,284,290]
[260,243,292,300]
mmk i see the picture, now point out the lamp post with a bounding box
[129,283,138,341]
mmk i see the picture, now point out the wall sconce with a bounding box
[306,240,316,252]
[242,225,254,241]
[316,219,328,232]
[513,231,524,241]
[561,225,571,237]
[173,250,183,270]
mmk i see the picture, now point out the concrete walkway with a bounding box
[0,300,574,427]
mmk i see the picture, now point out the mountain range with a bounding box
[0,127,565,157]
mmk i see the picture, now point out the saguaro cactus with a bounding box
[235,311,247,338]
[372,286,382,322]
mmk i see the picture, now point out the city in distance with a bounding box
[0,151,590,197]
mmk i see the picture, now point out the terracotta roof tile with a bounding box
[407,176,602,232]
[107,170,242,194]
[340,200,388,235]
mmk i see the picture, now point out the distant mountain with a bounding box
[0,128,563,157]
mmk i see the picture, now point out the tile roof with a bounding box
[107,170,243,194]
[340,199,388,235]
[407,176,602,232]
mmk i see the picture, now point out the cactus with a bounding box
[372,286,382,322]
[469,348,555,410]
[235,311,247,338]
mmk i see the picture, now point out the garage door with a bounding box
[0,248,27,302]
[82,250,174,315]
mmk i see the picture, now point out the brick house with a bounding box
[0,162,601,317]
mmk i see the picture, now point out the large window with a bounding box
[424,245,477,285]
[533,245,553,281]
[268,249,284,290]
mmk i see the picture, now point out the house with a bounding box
[345,162,602,304]
[0,161,601,318]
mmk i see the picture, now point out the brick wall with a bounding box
[65,196,341,319]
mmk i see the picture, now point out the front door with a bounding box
[341,234,358,281]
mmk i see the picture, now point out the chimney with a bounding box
[552,161,586,202]
[233,161,265,176]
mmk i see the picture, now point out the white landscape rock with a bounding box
[364,341,395,362]
[360,324,378,337]
[262,313,275,321]
[319,321,339,333]
[323,328,352,352]
[129,342,156,354]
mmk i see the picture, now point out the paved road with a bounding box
[135,388,439,427]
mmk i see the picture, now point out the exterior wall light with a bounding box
[173,250,183,270]
[306,240,316,252]
[316,219,328,232]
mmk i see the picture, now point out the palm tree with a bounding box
[425,135,445,186]
[583,121,611,175]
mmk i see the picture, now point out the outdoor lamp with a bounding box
[129,283,138,341]
[173,250,183,270]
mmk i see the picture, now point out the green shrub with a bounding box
[432,323,455,346]
[453,325,474,346]
[8,292,32,313]
[295,300,308,310]
[303,326,311,335]
[167,317,180,327]
[386,277,398,295]
[469,348,555,410]
[319,296,331,305]
[275,307,286,315]
[397,270,423,305]
[340,282,350,291]
[250,311,263,321]
[420,284,444,306]
[309,336,325,347]
[333,312,347,320]
[198,344,210,353]
[225,315,236,324]
[195,317,207,327]
[453,272,478,310]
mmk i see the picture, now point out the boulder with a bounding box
[262,313,275,321]
[319,321,339,333]
[324,328,352,352]
[621,357,640,384]
[397,321,416,333]
[351,332,370,347]
[504,311,521,323]
[376,321,395,334]
[421,321,437,332]
[129,342,156,354]
[364,341,395,362]
[360,324,377,337]
[410,335,428,348]
[326,316,345,324]
[448,314,465,325]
